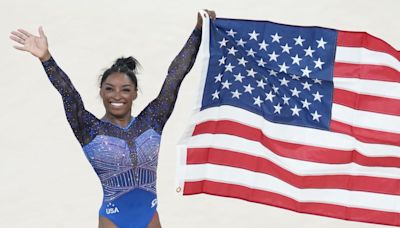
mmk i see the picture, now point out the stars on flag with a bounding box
[265,91,276,102]
[234,73,245,82]
[243,84,255,94]
[314,58,325,69]
[291,54,302,65]
[231,89,242,99]
[304,46,315,57]
[253,96,263,107]
[316,37,327,49]
[258,40,269,51]
[228,46,238,56]
[206,22,334,129]
[249,30,260,40]
[238,57,248,66]
[280,43,292,54]
[268,51,280,62]
[226,29,237,37]
[246,48,257,57]
[301,66,312,77]
[301,99,311,110]
[256,79,267,89]
[218,38,228,47]
[294,35,305,46]
[257,58,267,67]
[271,33,282,43]
[236,38,247,47]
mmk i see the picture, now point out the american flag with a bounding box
[177,17,400,226]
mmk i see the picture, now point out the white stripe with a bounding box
[334,77,400,100]
[332,104,400,133]
[191,106,400,158]
[186,134,400,178]
[177,11,211,147]
[185,164,400,212]
[194,12,211,112]
[336,46,400,72]
[176,10,212,194]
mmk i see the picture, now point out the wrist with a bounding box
[195,23,202,30]
[39,51,51,62]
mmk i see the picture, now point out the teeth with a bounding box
[111,102,124,107]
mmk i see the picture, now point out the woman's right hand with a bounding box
[10,27,51,62]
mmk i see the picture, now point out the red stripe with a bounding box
[183,181,400,227]
[193,120,400,167]
[337,31,400,61]
[334,62,400,83]
[330,120,400,147]
[333,88,400,116]
[186,148,400,195]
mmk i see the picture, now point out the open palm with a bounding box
[10,27,50,61]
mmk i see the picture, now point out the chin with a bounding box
[109,111,130,119]
[104,103,132,119]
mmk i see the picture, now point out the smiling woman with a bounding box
[9,10,216,228]
[100,57,139,128]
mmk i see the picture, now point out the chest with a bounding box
[83,128,161,169]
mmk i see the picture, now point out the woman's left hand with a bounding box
[196,10,216,30]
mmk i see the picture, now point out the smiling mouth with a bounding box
[110,102,124,107]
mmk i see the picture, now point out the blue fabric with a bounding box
[41,29,201,227]
[99,189,157,228]
[202,19,337,130]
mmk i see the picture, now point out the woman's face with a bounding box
[100,72,137,119]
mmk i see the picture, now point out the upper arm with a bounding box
[42,57,98,145]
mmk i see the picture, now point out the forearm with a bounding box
[139,28,202,133]
[41,56,80,98]
[166,28,202,82]
[41,56,90,145]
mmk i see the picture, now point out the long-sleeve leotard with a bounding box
[41,29,201,228]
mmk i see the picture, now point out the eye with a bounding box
[123,89,131,92]
[105,87,113,91]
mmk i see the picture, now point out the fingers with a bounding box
[38,26,46,38]
[204,9,216,20]
[196,9,216,30]
[17,29,33,39]
[9,33,25,45]
[13,45,27,51]
[11,31,26,41]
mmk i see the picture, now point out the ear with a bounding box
[133,90,138,101]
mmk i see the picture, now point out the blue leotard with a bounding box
[41,29,201,228]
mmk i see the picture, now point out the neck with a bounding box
[102,113,132,128]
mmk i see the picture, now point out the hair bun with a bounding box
[113,56,138,72]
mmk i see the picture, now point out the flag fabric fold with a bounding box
[176,13,400,226]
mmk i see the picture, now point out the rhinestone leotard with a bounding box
[41,29,201,228]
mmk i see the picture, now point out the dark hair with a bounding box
[100,56,140,88]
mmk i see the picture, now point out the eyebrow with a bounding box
[104,83,133,87]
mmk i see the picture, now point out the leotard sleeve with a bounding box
[138,29,202,133]
[42,57,98,146]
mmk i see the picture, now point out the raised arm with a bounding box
[138,11,216,134]
[10,27,97,146]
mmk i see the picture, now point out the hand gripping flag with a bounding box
[177,12,400,226]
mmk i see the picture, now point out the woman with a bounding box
[10,10,216,228]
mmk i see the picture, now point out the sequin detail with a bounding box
[83,129,159,201]
[41,29,201,206]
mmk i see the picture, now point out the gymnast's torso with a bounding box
[41,28,201,227]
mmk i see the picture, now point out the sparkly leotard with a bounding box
[41,29,201,228]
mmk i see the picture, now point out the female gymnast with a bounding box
[10,10,215,228]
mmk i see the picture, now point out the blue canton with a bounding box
[202,19,338,130]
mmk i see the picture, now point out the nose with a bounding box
[111,90,123,100]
